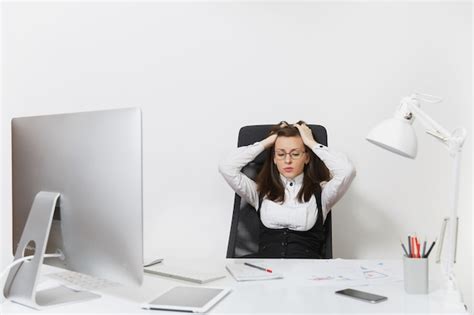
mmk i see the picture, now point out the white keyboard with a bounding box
[48,271,119,291]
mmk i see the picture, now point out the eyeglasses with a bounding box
[274,150,306,160]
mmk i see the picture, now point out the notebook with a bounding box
[142,286,231,313]
[144,264,226,284]
[226,263,284,281]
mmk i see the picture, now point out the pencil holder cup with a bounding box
[403,256,429,294]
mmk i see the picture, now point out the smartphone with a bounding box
[335,288,387,304]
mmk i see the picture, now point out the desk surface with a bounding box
[1,258,468,314]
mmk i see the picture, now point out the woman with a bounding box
[219,121,356,258]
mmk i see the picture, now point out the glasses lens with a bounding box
[291,151,302,159]
[275,151,286,160]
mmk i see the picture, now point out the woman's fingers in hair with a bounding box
[261,133,278,149]
[294,123,316,147]
[294,123,306,132]
[269,121,288,135]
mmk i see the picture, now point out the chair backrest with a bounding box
[226,124,333,259]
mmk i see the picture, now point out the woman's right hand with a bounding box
[261,133,277,149]
[261,121,287,149]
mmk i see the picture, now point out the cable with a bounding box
[1,252,63,304]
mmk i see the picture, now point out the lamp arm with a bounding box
[405,98,452,140]
[405,97,467,155]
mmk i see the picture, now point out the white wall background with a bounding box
[1,1,472,311]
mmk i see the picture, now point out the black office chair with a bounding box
[225,124,333,259]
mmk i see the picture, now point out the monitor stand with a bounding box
[3,191,101,310]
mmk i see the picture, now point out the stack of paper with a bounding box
[226,263,283,281]
[145,265,226,284]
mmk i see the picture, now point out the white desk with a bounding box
[1,258,468,314]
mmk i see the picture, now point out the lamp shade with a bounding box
[366,117,418,159]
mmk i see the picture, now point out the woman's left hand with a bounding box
[294,123,317,148]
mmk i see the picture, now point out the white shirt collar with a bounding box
[280,172,304,186]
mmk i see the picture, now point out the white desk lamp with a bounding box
[366,92,466,303]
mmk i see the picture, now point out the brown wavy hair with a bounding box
[255,121,331,203]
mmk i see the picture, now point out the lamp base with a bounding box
[438,274,466,312]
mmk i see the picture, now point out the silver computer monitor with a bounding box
[8,108,143,306]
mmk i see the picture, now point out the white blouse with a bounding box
[219,142,356,231]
